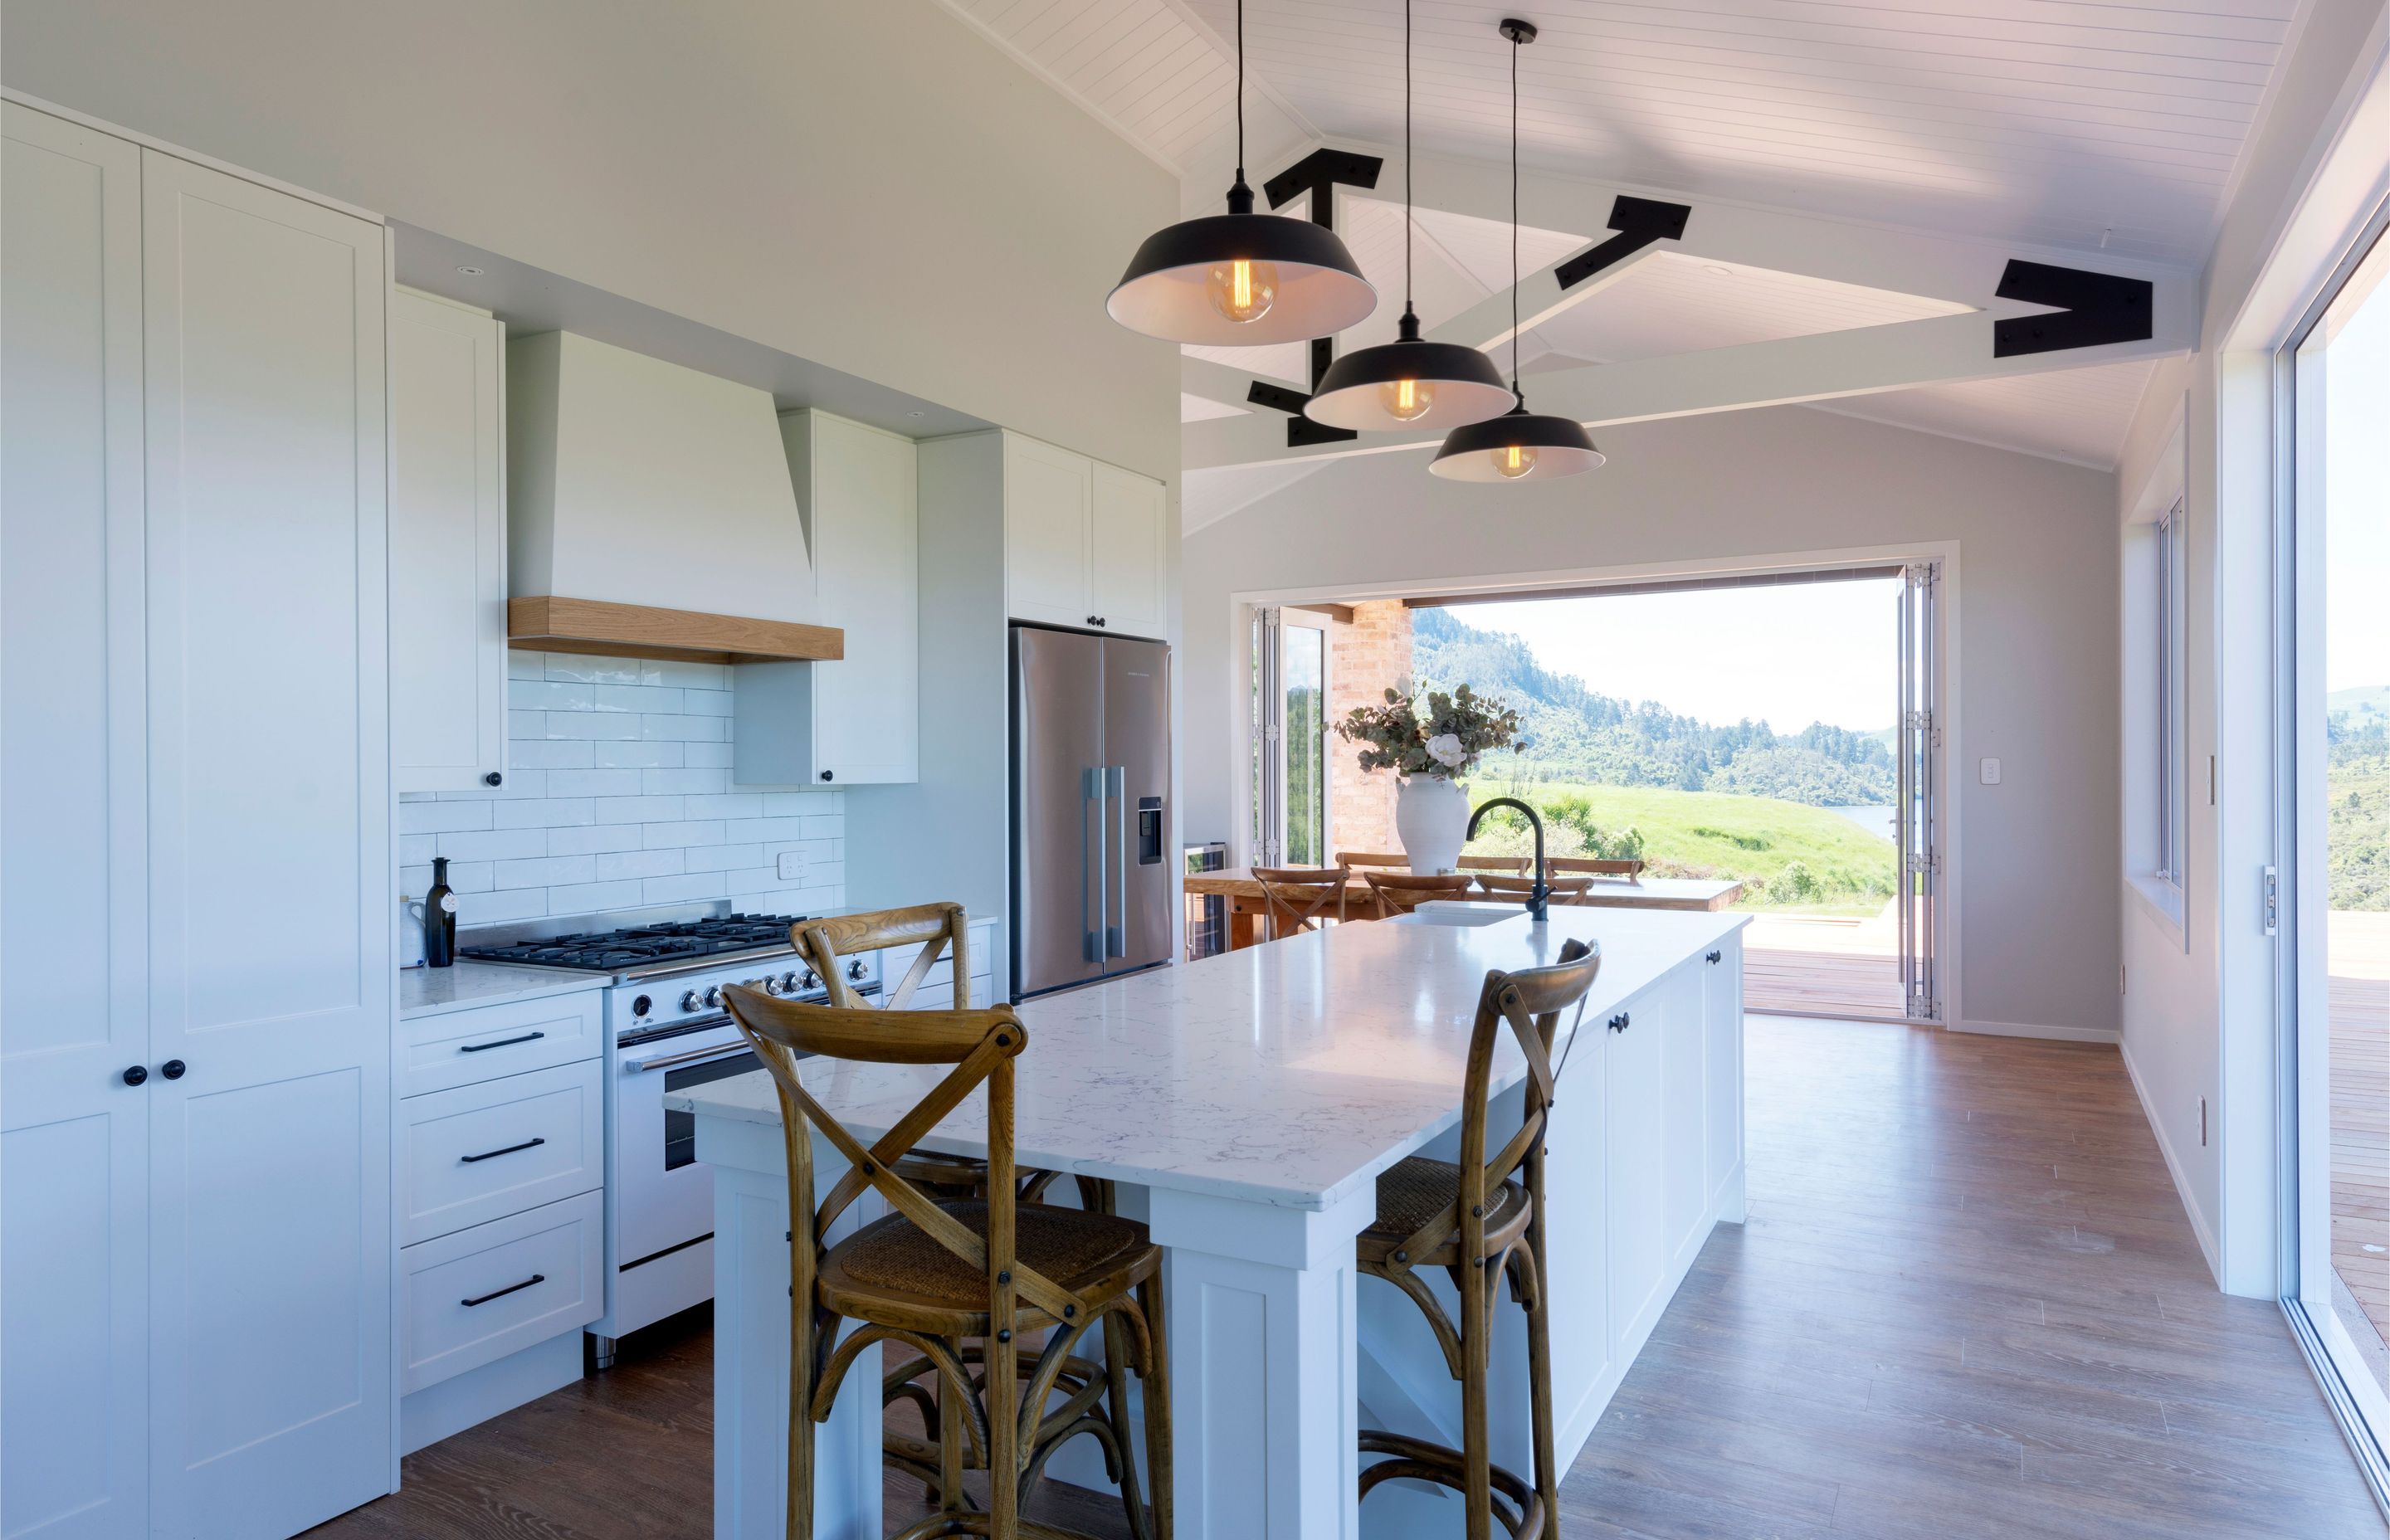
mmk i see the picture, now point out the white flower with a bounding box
[1425,733,1467,769]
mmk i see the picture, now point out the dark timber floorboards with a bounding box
[310,1015,2383,1538]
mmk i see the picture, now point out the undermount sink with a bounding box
[1397,903,1528,928]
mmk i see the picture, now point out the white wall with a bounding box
[0,0,1181,484]
[1183,404,2122,1039]
[398,651,842,949]
[2111,0,2390,1294]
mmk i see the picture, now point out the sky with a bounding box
[1453,578,1904,733]
[2322,241,2390,696]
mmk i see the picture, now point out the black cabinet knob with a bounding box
[483,771,504,787]
[161,1060,186,1080]
[1706,949,1722,964]
[121,1065,148,1086]
[820,769,834,782]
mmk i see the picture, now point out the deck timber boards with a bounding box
[305,1017,2380,1539]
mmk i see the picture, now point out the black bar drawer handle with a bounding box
[1706,950,1723,964]
[458,1031,544,1054]
[461,1274,544,1308]
[460,1136,546,1164]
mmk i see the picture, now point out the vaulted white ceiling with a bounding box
[950,0,2263,470]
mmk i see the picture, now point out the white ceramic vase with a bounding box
[1394,775,1471,875]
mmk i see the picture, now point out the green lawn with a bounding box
[1461,780,1899,914]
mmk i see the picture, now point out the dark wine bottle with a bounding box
[424,856,458,968]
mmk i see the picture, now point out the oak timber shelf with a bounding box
[506,596,843,666]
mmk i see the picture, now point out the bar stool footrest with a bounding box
[1358,1428,1544,1540]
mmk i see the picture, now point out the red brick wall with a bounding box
[1327,601,1413,860]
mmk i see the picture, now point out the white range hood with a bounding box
[505,331,838,663]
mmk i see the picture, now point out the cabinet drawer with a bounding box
[402,1060,602,1245]
[898,974,993,1012]
[402,1190,602,1394]
[402,988,603,1098]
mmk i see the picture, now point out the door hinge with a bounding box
[2261,865,2279,938]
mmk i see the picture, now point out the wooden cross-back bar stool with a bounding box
[1335,850,1409,871]
[1362,870,1476,918]
[724,986,1173,1540]
[1356,938,1602,1540]
[1251,865,1349,940]
[1473,872,1595,905]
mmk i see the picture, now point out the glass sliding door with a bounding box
[1897,560,1944,1023]
[1248,606,1333,867]
[2288,205,2390,1483]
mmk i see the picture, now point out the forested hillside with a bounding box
[2330,689,2390,909]
[1412,607,1895,806]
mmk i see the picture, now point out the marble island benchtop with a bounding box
[669,902,1748,1211]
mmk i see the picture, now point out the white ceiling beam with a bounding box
[1182,307,2190,471]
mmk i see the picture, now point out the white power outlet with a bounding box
[776,850,807,882]
[1980,757,2002,785]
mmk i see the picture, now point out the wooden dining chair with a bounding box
[1473,872,1595,906]
[1362,870,1477,918]
[723,986,1173,1540]
[1334,850,1410,871]
[1252,865,1350,940]
[1457,855,1531,874]
[1356,938,1601,1540]
[1546,855,1643,882]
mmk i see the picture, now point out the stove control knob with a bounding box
[702,985,723,1008]
[778,972,801,993]
[799,968,819,991]
[631,994,653,1018]
[759,976,781,997]
[678,990,702,1014]
[846,960,868,982]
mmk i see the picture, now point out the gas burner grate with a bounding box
[457,913,809,972]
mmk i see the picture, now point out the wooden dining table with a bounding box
[1185,865,1746,949]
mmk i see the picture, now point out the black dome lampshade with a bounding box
[1433,16,1608,483]
[1304,0,1510,435]
[1105,0,1376,347]
[1431,397,1607,481]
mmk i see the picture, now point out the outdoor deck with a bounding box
[2331,912,2390,1362]
[1744,906,1905,1020]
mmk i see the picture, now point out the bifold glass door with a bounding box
[1897,561,1943,1022]
[1250,607,1332,867]
[2288,207,2390,1485]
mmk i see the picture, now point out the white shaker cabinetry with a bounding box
[2,101,396,1540]
[1000,432,1167,640]
[734,410,918,787]
[390,286,507,793]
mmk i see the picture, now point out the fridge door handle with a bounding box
[1106,765,1128,958]
[1084,766,1105,964]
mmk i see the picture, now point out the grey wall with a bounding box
[1183,405,2122,1038]
[0,0,1182,484]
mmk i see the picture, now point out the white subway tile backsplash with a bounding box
[593,740,683,769]
[406,651,846,928]
[545,768,643,800]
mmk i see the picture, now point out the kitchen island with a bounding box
[674,902,1748,1540]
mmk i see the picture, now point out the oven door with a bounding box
[612,1021,758,1270]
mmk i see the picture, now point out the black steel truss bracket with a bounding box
[1992,260,2153,358]
[1261,149,1384,231]
[1554,196,1691,291]
[1246,379,1359,446]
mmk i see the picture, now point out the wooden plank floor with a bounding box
[309,1016,2382,1539]
[2332,909,2390,1365]
[1745,945,1906,1019]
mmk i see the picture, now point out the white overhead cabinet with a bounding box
[734,410,918,786]
[390,287,507,793]
[1001,433,1167,639]
[2,102,395,1540]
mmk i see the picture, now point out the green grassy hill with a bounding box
[1462,780,1898,914]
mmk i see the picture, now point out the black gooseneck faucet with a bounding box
[1466,797,1549,922]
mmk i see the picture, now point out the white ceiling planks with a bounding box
[1812,356,2160,467]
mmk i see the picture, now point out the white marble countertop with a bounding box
[669,902,1747,1211]
[398,961,608,1021]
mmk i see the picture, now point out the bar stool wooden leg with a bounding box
[1101,1309,1154,1540]
[1462,1264,1494,1540]
[938,1342,966,1518]
[1524,1150,1559,1540]
[1139,1274,1174,1540]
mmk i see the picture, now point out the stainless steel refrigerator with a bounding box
[1012,625,1172,998]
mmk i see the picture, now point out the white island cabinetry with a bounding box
[678,904,1746,1539]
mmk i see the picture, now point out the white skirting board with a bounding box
[2119,1037,2222,1282]
[400,1331,583,1456]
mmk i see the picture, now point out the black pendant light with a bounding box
[1107,0,1376,346]
[1304,0,1514,432]
[1432,19,1605,482]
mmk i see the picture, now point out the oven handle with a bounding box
[623,1040,756,1075]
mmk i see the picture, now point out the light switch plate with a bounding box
[776,850,807,882]
[1980,757,2002,786]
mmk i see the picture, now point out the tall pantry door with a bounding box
[139,149,393,1537]
[0,100,151,1540]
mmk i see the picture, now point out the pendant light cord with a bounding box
[1510,23,1520,392]
[1403,0,1415,317]
[1236,0,1246,179]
